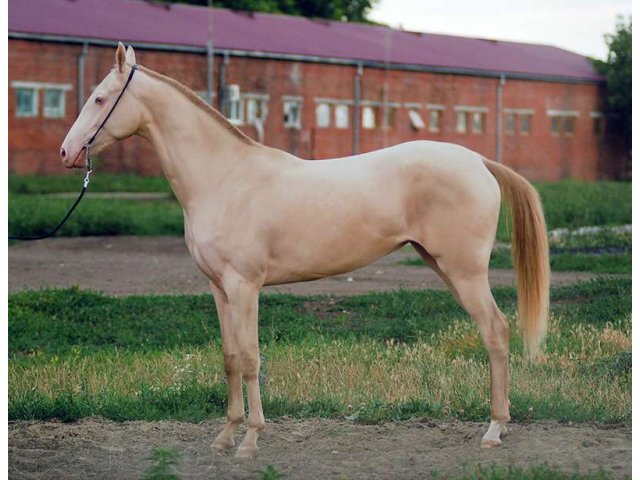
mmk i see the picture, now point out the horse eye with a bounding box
[95,97,103,105]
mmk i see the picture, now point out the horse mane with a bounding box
[137,65,257,146]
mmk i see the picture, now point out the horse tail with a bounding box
[483,158,550,360]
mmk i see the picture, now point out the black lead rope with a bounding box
[9,65,138,241]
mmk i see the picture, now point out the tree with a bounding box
[164,0,378,23]
[593,16,632,167]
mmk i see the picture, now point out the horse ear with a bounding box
[125,45,137,65]
[115,42,126,73]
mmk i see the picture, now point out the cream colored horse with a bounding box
[61,43,549,458]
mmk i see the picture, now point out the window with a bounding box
[335,104,349,129]
[471,112,485,134]
[16,88,38,117]
[43,89,65,118]
[247,97,268,124]
[548,110,578,137]
[520,114,532,135]
[563,116,575,136]
[382,106,395,128]
[226,98,244,124]
[408,109,425,130]
[362,106,376,129]
[316,103,330,128]
[455,111,467,133]
[428,109,441,132]
[505,112,515,134]
[283,99,302,129]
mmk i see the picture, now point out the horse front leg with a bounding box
[210,282,245,451]
[214,274,265,458]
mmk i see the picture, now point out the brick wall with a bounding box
[8,38,619,180]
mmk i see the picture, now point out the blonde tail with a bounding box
[483,159,550,359]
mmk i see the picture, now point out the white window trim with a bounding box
[404,102,422,109]
[547,109,579,117]
[589,111,603,119]
[426,104,445,111]
[504,108,534,115]
[454,105,488,113]
[11,81,72,91]
[314,97,354,106]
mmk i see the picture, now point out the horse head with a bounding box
[60,42,141,168]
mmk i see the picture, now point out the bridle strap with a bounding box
[9,64,138,241]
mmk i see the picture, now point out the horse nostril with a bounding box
[60,147,67,160]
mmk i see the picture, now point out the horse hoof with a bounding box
[212,437,235,451]
[481,437,502,448]
[235,446,257,459]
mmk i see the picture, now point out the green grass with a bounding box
[9,173,172,194]
[9,196,184,238]
[8,176,631,238]
[8,279,631,424]
[402,230,632,274]
[456,464,616,480]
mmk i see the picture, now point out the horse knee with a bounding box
[223,352,241,375]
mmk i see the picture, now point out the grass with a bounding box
[456,464,616,480]
[401,230,632,274]
[8,173,172,194]
[8,278,631,424]
[8,176,631,238]
[9,196,184,238]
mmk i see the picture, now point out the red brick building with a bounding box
[8,0,623,180]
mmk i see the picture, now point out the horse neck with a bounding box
[136,70,262,206]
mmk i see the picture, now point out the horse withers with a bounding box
[61,43,550,458]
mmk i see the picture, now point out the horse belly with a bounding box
[263,210,406,286]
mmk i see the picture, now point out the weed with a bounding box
[142,447,182,480]
[257,465,286,480]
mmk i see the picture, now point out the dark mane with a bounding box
[138,65,256,146]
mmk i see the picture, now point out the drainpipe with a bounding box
[206,40,215,105]
[77,42,89,114]
[217,51,229,111]
[496,74,506,163]
[352,62,363,155]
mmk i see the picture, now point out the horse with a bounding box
[60,43,549,458]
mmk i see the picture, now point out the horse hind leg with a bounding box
[413,242,510,447]
[447,269,510,447]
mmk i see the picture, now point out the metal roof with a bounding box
[8,0,602,82]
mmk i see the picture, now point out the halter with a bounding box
[9,64,138,241]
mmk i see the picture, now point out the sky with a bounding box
[369,0,631,59]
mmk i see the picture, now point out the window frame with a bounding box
[43,88,66,118]
[15,87,38,118]
[315,103,331,128]
[283,97,303,129]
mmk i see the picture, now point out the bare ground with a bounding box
[8,418,631,480]
[8,237,631,479]
[8,236,605,296]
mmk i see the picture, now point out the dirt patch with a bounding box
[8,236,606,297]
[8,417,630,479]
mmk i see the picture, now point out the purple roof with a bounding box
[9,0,602,82]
